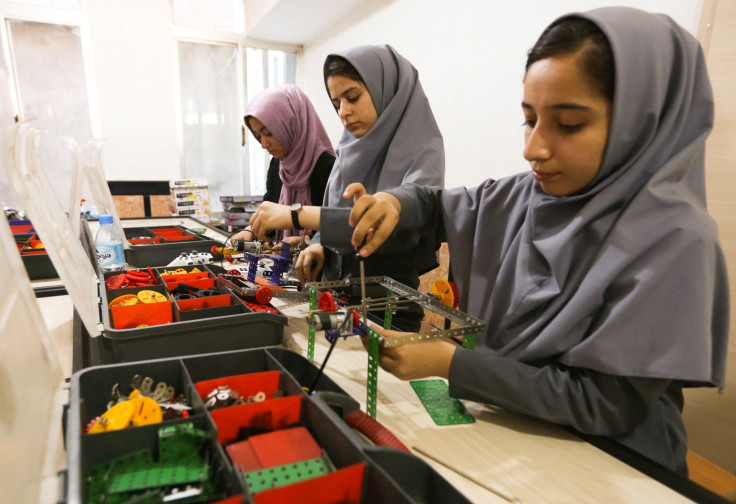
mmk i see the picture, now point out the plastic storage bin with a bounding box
[13,222,59,279]
[97,221,221,267]
[65,347,472,504]
[81,264,287,367]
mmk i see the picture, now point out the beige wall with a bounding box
[685,0,736,474]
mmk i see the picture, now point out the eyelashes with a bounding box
[522,119,584,133]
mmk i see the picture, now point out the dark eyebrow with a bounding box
[257,125,269,134]
[521,101,592,112]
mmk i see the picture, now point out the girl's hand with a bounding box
[231,228,256,242]
[295,243,325,284]
[362,326,457,380]
[272,235,302,250]
[343,183,402,257]
[250,202,290,240]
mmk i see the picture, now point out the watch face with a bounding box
[290,203,302,211]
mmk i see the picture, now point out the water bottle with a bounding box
[95,214,125,271]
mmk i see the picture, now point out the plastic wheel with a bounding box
[255,286,273,305]
[318,292,337,312]
[430,279,459,308]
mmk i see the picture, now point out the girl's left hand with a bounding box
[271,235,302,250]
[250,202,291,240]
[361,326,457,380]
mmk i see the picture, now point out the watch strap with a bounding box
[291,208,302,230]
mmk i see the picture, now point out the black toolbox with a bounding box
[65,347,471,503]
[84,263,287,366]
[12,219,59,280]
[82,216,227,268]
[15,210,287,371]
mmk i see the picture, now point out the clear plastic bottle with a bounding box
[95,214,125,271]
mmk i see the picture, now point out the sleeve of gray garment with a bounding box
[449,348,671,436]
[318,188,440,254]
[311,230,321,245]
[386,184,446,240]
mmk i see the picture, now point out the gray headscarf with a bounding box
[323,44,445,207]
[442,7,729,386]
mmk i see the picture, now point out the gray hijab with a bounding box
[442,7,729,386]
[323,44,444,207]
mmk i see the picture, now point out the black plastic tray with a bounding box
[64,347,471,504]
[15,233,59,280]
[82,216,225,268]
[76,264,287,368]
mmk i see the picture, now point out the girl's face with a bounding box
[326,75,378,138]
[247,117,288,159]
[522,53,611,196]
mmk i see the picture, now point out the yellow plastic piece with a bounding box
[137,290,167,303]
[129,396,163,426]
[87,401,134,433]
[430,279,456,308]
[87,395,162,434]
[109,294,139,307]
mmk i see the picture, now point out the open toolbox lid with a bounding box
[0,192,65,502]
[5,121,103,338]
[62,136,126,247]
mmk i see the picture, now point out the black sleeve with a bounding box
[309,152,336,207]
[449,349,671,436]
[264,157,282,203]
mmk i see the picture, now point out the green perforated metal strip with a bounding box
[410,379,475,425]
[243,456,331,494]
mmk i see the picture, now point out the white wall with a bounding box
[76,0,703,187]
[301,0,704,189]
[84,0,181,181]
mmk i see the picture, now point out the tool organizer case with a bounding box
[82,216,225,268]
[65,347,470,504]
[122,224,220,267]
[79,263,287,368]
[11,219,59,280]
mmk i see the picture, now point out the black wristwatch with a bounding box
[290,203,303,230]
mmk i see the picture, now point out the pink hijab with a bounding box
[244,84,335,236]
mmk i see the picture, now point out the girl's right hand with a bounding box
[295,243,325,284]
[231,228,256,242]
[343,183,402,257]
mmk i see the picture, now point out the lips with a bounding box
[533,170,558,182]
[346,122,359,132]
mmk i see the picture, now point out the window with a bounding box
[0,17,93,213]
[244,48,297,199]
[177,41,243,214]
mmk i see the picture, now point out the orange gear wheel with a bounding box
[430,279,460,308]
[317,291,337,312]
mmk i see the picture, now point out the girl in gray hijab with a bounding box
[294,44,445,331]
[329,7,729,475]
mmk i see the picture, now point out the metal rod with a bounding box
[359,255,368,327]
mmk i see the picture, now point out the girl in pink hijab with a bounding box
[232,84,335,247]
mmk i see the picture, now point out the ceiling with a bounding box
[246,0,372,45]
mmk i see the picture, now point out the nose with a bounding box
[337,100,351,121]
[523,125,551,162]
[259,136,270,149]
